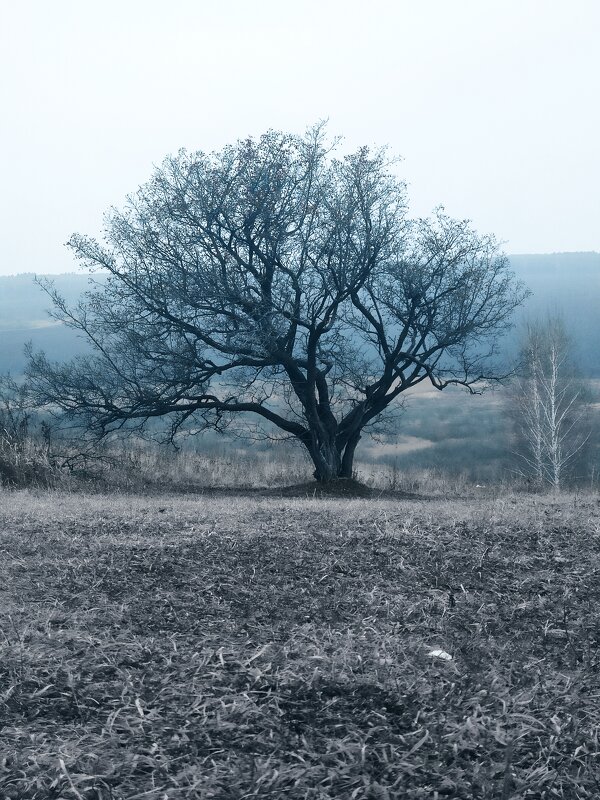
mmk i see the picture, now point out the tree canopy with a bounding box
[28,125,527,481]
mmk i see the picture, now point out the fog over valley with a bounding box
[3,252,599,376]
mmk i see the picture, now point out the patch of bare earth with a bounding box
[1,491,600,798]
[259,477,423,499]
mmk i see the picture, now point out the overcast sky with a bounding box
[1,0,598,276]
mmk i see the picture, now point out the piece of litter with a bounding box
[427,649,453,661]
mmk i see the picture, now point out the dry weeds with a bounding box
[1,490,600,798]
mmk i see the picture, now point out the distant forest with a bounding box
[1,252,599,377]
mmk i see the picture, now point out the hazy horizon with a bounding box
[0,249,592,279]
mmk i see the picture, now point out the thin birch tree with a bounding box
[514,316,590,489]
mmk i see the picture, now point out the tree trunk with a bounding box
[339,432,361,479]
[310,442,342,482]
[306,433,361,482]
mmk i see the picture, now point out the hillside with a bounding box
[0,273,97,373]
[508,252,600,374]
[1,253,599,376]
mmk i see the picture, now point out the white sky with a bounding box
[1,0,599,276]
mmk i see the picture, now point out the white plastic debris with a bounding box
[427,649,453,661]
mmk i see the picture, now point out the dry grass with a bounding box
[1,490,600,798]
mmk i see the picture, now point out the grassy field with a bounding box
[1,490,600,799]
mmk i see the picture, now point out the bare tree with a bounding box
[27,125,527,482]
[513,316,590,490]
